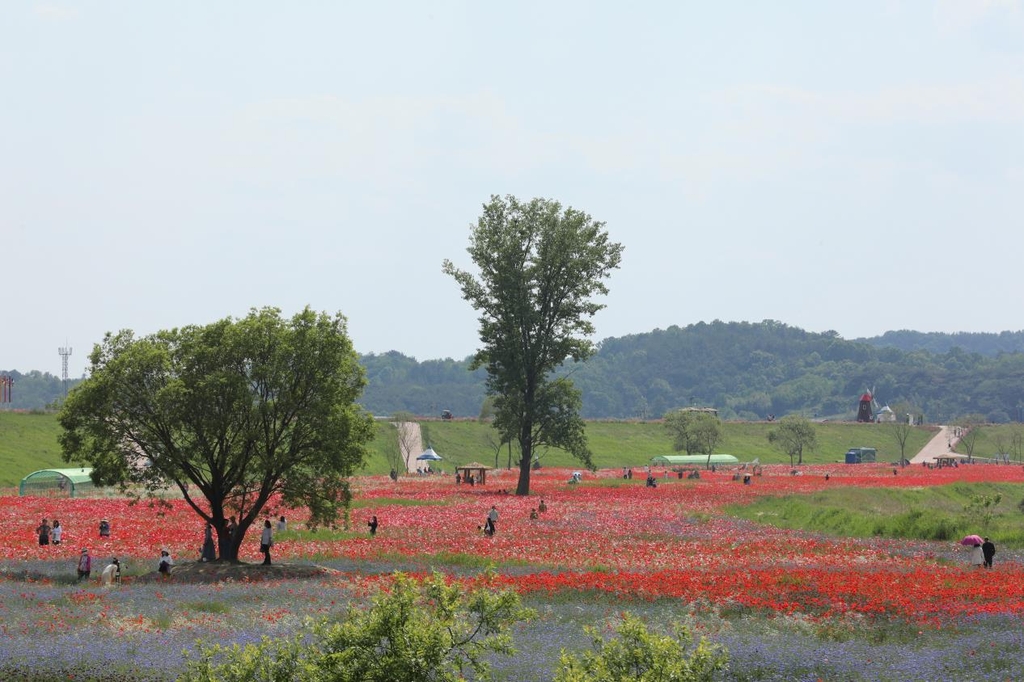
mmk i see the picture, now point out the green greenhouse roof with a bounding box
[649,454,739,465]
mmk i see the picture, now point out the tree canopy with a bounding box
[767,415,817,466]
[443,195,623,495]
[58,307,374,561]
[664,410,722,466]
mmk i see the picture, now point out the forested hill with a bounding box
[857,330,1024,356]
[6,323,1024,422]
[359,321,1024,423]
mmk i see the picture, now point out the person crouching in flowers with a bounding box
[101,558,121,586]
[158,550,173,578]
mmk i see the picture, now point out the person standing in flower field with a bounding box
[36,518,51,546]
[98,519,110,538]
[51,519,63,545]
[969,542,984,568]
[260,519,273,565]
[77,548,91,580]
[982,538,996,568]
[486,505,499,536]
[367,515,378,536]
[201,523,216,562]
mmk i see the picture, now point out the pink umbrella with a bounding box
[960,535,983,547]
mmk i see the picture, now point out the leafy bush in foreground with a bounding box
[554,613,728,682]
[180,571,535,682]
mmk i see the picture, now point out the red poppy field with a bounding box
[4,463,1024,680]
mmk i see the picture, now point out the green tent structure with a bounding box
[19,468,96,498]
[649,454,739,467]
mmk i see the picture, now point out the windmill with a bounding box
[857,386,878,423]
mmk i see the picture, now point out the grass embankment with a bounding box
[0,411,65,488]
[0,411,955,484]
[366,419,940,475]
[727,482,1024,547]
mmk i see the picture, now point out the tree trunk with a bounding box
[516,453,531,495]
[516,426,533,496]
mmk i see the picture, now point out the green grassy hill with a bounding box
[727,481,1024,547]
[0,411,947,487]
[367,419,941,475]
[0,412,67,489]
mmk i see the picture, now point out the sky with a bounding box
[2,1,1023,378]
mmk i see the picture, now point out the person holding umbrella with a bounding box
[961,535,984,568]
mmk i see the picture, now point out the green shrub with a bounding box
[181,571,534,682]
[553,613,728,682]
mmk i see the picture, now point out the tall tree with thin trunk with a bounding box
[888,402,914,465]
[956,414,986,459]
[443,195,623,495]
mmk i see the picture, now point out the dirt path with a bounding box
[395,421,423,473]
[910,425,958,464]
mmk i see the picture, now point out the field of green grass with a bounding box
[727,481,1024,547]
[0,411,66,488]
[0,410,981,486]
[366,418,941,474]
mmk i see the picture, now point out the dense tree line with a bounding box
[0,370,79,411]
[858,329,1024,356]
[357,321,1024,423]
[9,322,1024,423]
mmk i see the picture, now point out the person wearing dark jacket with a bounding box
[982,538,996,569]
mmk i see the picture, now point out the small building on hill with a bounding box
[20,468,96,497]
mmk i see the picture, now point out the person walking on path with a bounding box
[37,518,51,546]
[982,538,996,569]
[77,548,92,581]
[368,515,378,536]
[260,519,274,565]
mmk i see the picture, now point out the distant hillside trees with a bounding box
[0,370,77,410]
[861,330,1024,356]
[11,323,1024,424]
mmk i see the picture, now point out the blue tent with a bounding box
[416,447,443,461]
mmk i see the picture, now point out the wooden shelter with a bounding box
[933,453,968,468]
[456,462,492,485]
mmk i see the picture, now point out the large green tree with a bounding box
[767,415,817,465]
[443,195,623,495]
[58,307,374,561]
[664,410,722,468]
